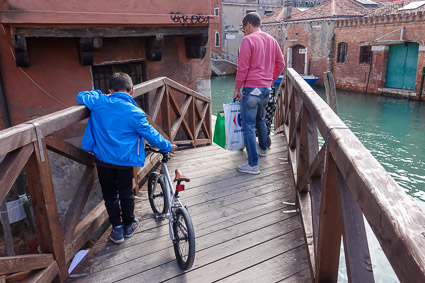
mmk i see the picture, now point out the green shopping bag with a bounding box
[213,111,226,149]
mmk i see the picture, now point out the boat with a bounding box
[274,75,283,87]
[302,75,319,86]
[274,74,319,87]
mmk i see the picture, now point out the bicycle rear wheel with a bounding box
[173,207,195,270]
[147,173,169,214]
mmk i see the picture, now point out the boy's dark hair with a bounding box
[243,12,261,28]
[108,72,133,92]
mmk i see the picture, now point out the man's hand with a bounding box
[170,144,178,153]
[233,89,242,102]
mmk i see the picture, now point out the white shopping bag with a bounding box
[223,102,245,151]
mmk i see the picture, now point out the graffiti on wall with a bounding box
[170,12,213,24]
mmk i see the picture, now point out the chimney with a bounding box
[284,0,292,21]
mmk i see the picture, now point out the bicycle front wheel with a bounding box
[147,173,169,214]
[173,207,195,270]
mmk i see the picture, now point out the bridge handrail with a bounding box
[0,76,211,282]
[274,68,425,282]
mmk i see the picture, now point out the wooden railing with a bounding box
[274,68,425,282]
[0,77,211,282]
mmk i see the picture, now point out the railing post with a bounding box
[24,139,67,282]
[315,151,342,282]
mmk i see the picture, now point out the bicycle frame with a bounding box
[160,158,183,242]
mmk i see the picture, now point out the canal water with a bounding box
[211,75,425,283]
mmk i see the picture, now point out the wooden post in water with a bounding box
[323,71,338,113]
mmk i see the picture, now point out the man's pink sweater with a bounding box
[235,31,285,89]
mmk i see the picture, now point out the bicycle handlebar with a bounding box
[145,142,193,153]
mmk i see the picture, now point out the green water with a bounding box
[211,75,425,283]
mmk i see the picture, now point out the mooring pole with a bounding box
[418,67,425,102]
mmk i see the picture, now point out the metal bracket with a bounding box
[24,122,45,162]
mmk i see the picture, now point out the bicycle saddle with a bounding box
[174,169,190,182]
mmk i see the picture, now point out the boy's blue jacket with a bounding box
[77,90,172,167]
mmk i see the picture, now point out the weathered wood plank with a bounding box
[219,245,310,282]
[148,85,165,120]
[133,77,165,99]
[337,170,374,282]
[65,201,108,263]
[13,26,209,38]
[165,78,211,103]
[45,135,94,166]
[315,153,342,282]
[329,128,425,282]
[0,144,33,204]
[24,141,67,281]
[0,123,35,156]
[21,261,59,283]
[62,166,97,246]
[0,254,54,275]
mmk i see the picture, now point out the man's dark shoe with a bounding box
[124,220,140,238]
[109,226,124,244]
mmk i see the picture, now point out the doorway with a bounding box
[385,42,419,90]
[292,44,307,75]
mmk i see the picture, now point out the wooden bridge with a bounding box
[0,70,424,282]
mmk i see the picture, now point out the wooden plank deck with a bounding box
[69,134,311,282]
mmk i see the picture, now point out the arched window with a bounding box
[337,42,348,63]
[215,31,220,48]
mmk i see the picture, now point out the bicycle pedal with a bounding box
[154,214,166,221]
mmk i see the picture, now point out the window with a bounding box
[215,32,220,47]
[359,46,372,64]
[246,9,256,14]
[265,10,274,15]
[337,42,348,63]
[92,61,147,110]
[214,8,219,16]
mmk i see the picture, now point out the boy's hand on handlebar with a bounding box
[171,144,178,153]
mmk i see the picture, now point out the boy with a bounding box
[77,72,177,244]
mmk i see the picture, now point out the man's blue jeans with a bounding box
[240,87,270,166]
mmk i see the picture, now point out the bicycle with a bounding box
[146,143,196,270]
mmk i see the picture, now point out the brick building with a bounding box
[262,0,425,99]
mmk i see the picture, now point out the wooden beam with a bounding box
[169,93,193,141]
[62,166,97,246]
[21,261,59,283]
[148,85,166,120]
[315,153,342,282]
[0,254,54,275]
[160,87,171,140]
[24,141,67,281]
[12,26,210,38]
[337,170,374,282]
[64,201,108,263]
[329,128,425,282]
[133,77,165,100]
[297,191,316,280]
[165,78,210,103]
[0,144,33,204]
[297,144,325,192]
[45,135,94,166]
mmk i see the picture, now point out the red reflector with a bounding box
[176,184,185,192]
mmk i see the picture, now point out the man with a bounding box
[234,12,285,174]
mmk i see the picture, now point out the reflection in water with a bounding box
[212,75,425,283]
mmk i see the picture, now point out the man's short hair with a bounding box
[108,72,133,92]
[243,12,261,28]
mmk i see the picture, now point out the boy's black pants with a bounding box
[96,165,135,227]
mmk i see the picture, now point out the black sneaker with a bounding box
[109,226,124,244]
[124,220,140,238]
